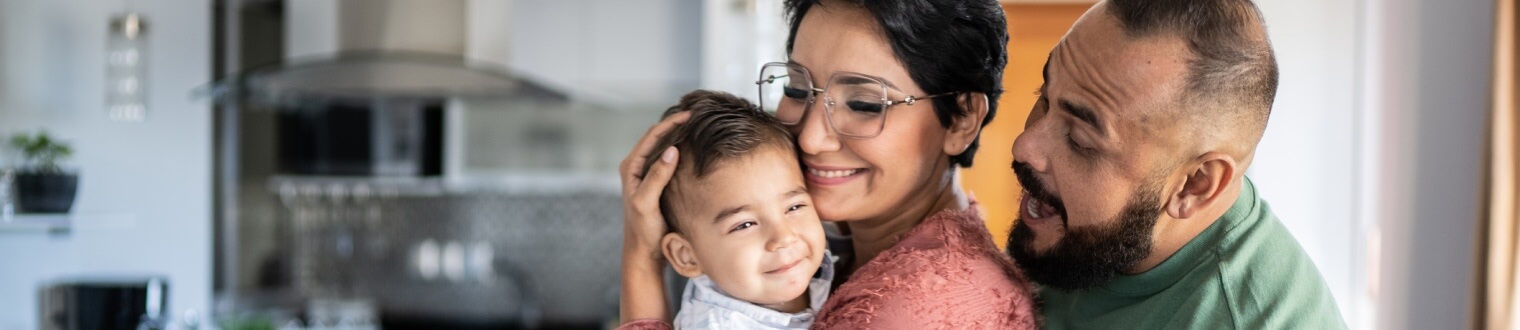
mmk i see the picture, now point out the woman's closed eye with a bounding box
[845,100,885,114]
[783,86,811,100]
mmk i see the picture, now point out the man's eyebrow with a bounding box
[1042,53,1052,83]
[1043,51,1103,134]
[1060,100,1104,134]
[714,205,751,224]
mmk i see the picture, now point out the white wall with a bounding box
[0,0,211,329]
[1255,0,1493,328]
[1250,0,1363,327]
[1363,0,1492,329]
[506,0,702,107]
[699,0,788,100]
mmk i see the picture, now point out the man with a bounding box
[1005,0,1347,328]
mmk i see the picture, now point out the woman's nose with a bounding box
[795,100,839,156]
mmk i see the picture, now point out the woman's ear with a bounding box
[945,93,990,156]
[661,232,703,278]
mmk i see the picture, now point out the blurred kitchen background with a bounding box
[0,0,1506,329]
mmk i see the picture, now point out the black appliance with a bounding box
[38,276,169,330]
[277,99,445,176]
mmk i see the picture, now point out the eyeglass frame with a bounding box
[755,61,958,138]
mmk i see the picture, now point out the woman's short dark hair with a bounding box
[784,0,1008,168]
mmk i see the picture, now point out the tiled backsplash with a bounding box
[280,187,624,325]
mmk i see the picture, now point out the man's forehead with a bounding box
[1045,20,1189,114]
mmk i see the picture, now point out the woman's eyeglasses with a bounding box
[756,62,956,138]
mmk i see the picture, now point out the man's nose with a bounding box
[1012,113,1054,174]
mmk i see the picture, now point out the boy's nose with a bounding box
[765,222,800,252]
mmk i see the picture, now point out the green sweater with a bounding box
[1038,178,1347,329]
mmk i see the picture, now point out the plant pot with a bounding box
[15,172,78,213]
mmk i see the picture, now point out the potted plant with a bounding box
[10,130,77,213]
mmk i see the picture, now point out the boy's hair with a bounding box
[640,90,797,233]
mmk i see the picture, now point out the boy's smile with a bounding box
[663,146,828,313]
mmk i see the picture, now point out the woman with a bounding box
[619,0,1036,328]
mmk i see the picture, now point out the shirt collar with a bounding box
[685,250,839,327]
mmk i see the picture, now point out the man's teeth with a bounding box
[809,168,858,178]
[1026,197,1044,219]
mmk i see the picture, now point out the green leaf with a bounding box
[9,129,72,173]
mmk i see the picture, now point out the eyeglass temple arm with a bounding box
[888,92,958,106]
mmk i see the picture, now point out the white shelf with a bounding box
[0,212,137,232]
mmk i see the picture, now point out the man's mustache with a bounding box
[1013,161,1068,220]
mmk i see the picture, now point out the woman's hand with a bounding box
[620,110,690,261]
[619,111,691,323]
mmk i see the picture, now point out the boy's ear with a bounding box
[662,232,703,278]
[944,93,989,156]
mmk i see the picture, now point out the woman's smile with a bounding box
[803,163,867,185]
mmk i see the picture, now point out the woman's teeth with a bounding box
[809,168,859,178]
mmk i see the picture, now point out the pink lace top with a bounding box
[622,206,1040,329]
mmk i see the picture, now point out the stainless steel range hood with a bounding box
[206,0,566,107]
[207,51,567,106]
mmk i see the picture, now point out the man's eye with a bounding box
[1067,131,1094,154]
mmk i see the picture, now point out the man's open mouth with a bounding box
[1013,161,1067,224]
[1024,191,1063,220]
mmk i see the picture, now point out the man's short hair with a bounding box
[640,90,797,233]
[1106,0,1279,138]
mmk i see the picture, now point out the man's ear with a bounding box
[944,93,990,156]
[661,232,703,278]
[1166,152,1238,220]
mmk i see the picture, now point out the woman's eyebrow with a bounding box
[787,59,905,92]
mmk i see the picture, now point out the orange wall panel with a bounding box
[965,4,1089,249]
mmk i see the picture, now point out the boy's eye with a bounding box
[730,221,757,233]
[787,203,807,213]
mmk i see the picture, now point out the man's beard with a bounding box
[1006,161,1164,292]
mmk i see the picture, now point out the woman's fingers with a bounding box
[632,147,679,208]
[619,110,689,259]
[622,146,678,261]
[621,111,693,187]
